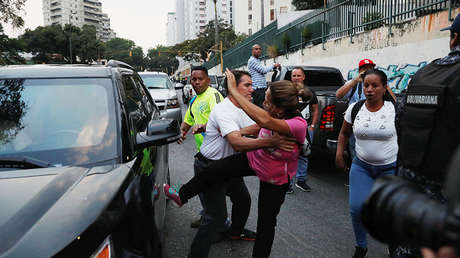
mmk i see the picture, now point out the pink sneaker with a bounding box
[153,184,160,202]
[163,184,183,207]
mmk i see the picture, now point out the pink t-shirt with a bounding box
[247,116,307,185]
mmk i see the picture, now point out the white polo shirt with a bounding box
[200,98,255,160]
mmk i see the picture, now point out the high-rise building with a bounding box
[173,0,234,44]
[166,12,177,46]
[42,0,116,41]
[234,0,294,36]
[175,0,185,43]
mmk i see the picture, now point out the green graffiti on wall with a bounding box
[347,62,428,94]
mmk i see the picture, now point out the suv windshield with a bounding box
[0,78,117,167]
[140,74,170,89]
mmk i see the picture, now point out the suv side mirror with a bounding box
[136,119,180,148]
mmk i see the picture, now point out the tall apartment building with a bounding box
[174,0,234,45]
[42,0,116,41]
[166,12,177,46]
[234,0,294,36]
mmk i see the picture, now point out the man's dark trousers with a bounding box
[252,88,266,108]
[189,153,251,258]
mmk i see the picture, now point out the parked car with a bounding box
[272,66,346,157]
[0,61,180,258]
[182,79,195,105]
[139,71,182,124]
[209,74,227,97]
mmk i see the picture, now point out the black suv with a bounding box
[0,61,179,257]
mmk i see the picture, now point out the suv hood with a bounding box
[0,163,131,257]
[148,88,176,100]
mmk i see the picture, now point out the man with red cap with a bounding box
[336,59,377,106]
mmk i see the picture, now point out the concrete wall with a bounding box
[213,8,459,93]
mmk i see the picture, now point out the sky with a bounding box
[3,0,175,51]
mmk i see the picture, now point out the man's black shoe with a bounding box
[352,246,367,258]
[190,216,203,228]
[286,184,294,194]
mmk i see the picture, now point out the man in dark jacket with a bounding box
[391,13,460,258]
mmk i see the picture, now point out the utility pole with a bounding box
[69,10,77,64]
[213,0,219,47]
[260,0,264,29]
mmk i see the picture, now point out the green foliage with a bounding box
[302,27,312,42]
[170,20,246,62]
[20,24,103,64]
[363,11,384,31]
[292,0,324,10]
[144,45,179,74]
[0,24,25,65]
[281,33,290,50]
[0,0,26,28]
[266,44,279,58]
[302,20,330,45]
[104,37,144,70]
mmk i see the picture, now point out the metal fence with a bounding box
[204,0,457,71]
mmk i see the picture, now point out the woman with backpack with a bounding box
[164,68,307,258]
[336,69,398,258]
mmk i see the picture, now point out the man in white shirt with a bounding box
[188,70,293,258]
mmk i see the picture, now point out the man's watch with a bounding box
[309,125,315,128]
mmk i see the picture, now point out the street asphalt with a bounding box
[162,91,388,258]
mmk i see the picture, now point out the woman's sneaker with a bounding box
[352,246,367,258]
[163,184,183,207]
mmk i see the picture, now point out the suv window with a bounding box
[0,78,117,166]
[122,75,145,114]
[285,70,344,87]
[133,76,154,116]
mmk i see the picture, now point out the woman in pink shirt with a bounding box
[164,69,307,258]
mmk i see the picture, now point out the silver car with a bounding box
[139,72,182,124]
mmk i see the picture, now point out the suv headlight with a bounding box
[91,236,113,258]
[167,98,179,109]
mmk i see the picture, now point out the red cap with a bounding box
[358,59,376,68]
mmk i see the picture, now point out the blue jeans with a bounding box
[291,130,313,186]
[349,157,396,248]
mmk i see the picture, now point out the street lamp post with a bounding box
[213,0,219,47]
[69,10,77,64]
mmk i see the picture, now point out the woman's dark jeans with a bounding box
[179,153,289,258]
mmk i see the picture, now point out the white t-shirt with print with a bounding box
[200,98,255,160]
[344,101,398,166]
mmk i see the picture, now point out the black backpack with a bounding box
[398,61,460,183]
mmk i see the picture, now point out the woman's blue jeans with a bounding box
[349,157,396,248]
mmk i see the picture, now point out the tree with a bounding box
[20,25,77,63]
[104,37,144,70]
[77,25,104,63]
[0,0,26,28]
[292,0,324,10]
[170,20,246,62]
[19,24,104,64]
[144,45,179,74]
[0,24,25,64]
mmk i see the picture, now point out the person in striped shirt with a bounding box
[247,44,280,107]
